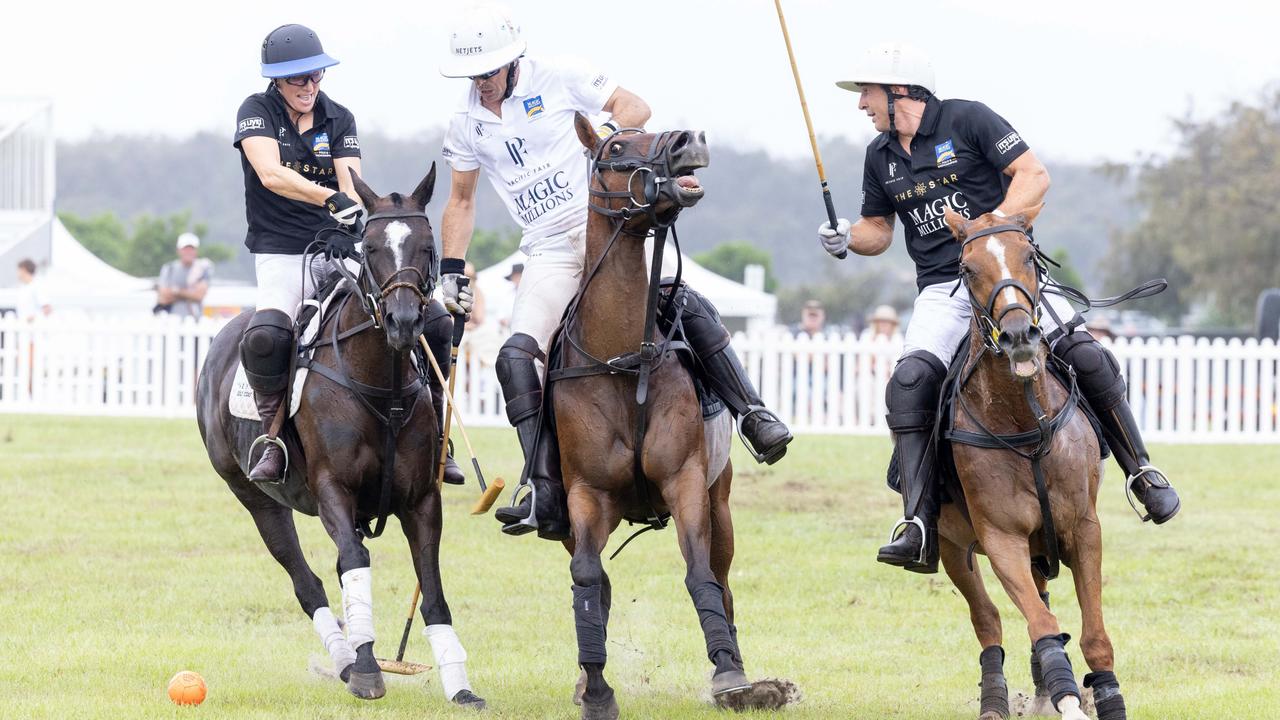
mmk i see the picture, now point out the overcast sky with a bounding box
[5,0,1276,166]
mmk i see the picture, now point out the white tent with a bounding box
[476,238,777,333]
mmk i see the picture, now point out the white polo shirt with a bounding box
[442,56,618,252]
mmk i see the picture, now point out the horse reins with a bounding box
[296,209,436,539]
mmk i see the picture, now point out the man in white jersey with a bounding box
[438,5,792,540]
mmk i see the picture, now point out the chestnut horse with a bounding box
[196,165,484,708]
[542,114,783,720]
[933,205,1128,720]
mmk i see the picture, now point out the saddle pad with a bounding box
[704,409,731,488]
[229,365,309,421]
[227,281,350,421]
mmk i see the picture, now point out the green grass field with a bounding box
[0,415,1276,719]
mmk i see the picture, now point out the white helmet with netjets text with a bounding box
[836,42,935,94]
[439,4,526,78]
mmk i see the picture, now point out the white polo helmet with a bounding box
[439,4,526,78]
[836,42,935,95]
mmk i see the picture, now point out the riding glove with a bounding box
[440,258,474,316]
[818,218,852,258]
[325,191,362,227]
[322,233,358,261]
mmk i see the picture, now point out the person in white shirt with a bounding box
[15,259,51,322]
[438,5,791,540]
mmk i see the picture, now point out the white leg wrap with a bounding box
[312,606,357,675]
[425,624,471,700]
[340,567,375,649]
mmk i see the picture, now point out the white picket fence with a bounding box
[2,313,1278,443]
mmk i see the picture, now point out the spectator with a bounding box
[1086,316,1115,342]
[464,261,486,331]
[795,299,827,337]
[505,262,524,291]
[15,258,51,322]
[861,304,902,342]
[155,233,212,318]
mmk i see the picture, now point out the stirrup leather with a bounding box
[247,434,289,485]
[886,515,930,566]
[1123,464,1170,522]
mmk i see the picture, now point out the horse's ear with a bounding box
[574,112,599,154]
[410,162,437,210]
[1009,202,1044,230]
[943,206,968,242]
[348,167,380,210]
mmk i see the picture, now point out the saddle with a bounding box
[886,334,1109,500]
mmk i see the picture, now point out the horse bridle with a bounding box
[587,128,691,230]
[314,209,438,328]
[957,223,1044,355]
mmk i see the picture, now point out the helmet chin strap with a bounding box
[882,84,902,138]
[502,59,520,100]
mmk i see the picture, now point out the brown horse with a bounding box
[541,114,786,720]
[196,165,484,708]
[933,205,1126,720]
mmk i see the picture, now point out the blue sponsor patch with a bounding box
[523,95,545,119]
[934,138,956,167]
[313,132,331,157]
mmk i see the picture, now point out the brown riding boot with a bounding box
[249,390,287,482]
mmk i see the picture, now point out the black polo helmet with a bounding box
[260,24,339,78]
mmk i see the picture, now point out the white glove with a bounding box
[440,273,474,316]
[818,218,851,258]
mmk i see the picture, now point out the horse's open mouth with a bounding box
[673,173,704,206]
[1009,354,1041,379]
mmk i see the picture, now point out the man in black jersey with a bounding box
[819,42,1180,574]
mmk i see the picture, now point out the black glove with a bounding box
[325,191,362,227]
[322,232,358,261]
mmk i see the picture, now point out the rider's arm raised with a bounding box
[240,136,334,206]
[997,150,1050,216]
[441,167,480,260]
[602,87,651,130]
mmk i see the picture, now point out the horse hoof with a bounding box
[711,669,751,697]
[979,712,1007,720]
[573,669,587,706]
[346,670,385,700]
[580,694,619,720]
[450,689,487,710]
[715,678,801,712]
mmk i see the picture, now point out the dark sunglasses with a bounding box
[283,69,325,87]
[469,67,502,81]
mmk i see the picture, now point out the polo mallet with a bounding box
[376,583,431,675]
[773,0,846,259]
[417,335,505,515]
[434,292,468,489]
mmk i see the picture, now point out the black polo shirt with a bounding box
[860,96,1030,290]
[233,85,361,255]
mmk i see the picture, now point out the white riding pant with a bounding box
[254,253,356,321]
[903,279,1080,365]
[508,224,587,353]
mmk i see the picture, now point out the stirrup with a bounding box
[735,405,790,464]
[886,515,930,566]
[497,480,539,536]
[1123,464,1170,522]
[247,434,288,485]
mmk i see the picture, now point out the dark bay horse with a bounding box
[196,165,484,708]
[544,114,786,720]
[934,205,1125,720]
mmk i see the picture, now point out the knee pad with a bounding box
[421,300,453,383]
[886,350,947,432]
[667,281,731,355]
[495,333,544,425]
[240,309,294,393]
[1053,331,1127,410]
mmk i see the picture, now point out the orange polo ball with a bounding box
[167,670,207,706]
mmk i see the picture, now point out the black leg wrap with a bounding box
[979,645,1009,719]
[688,580,739,665]
[1084,670,1125,720]
[240,309,294,393]
[1032,633,1079,710]
[573,584,609,666]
